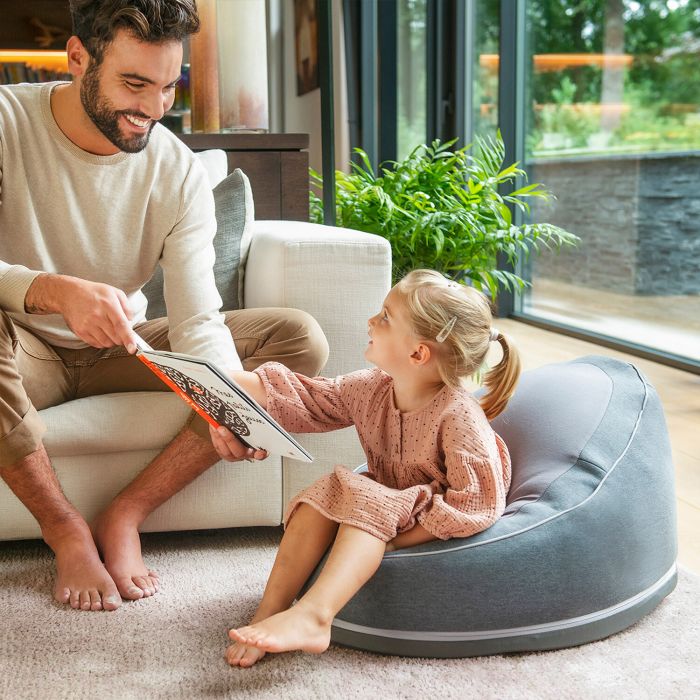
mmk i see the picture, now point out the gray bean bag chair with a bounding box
[306,356,677,657]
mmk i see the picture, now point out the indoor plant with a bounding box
[310,132,578,296]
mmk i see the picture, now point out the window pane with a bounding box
[473,0,500,139]
[397,0,427,159]
[524,0,700,363]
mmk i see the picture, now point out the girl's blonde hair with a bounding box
[395,269,521,420]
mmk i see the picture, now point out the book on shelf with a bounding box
[0,63,71,85]
[134,335,312,463]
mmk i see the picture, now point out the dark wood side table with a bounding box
[178,133,309,221]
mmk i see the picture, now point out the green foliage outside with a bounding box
[310,133,578,295]
[474,0,700,157]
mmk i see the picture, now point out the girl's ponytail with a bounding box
[396,271,522,411]
[480,332,521,421]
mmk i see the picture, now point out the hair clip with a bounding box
[489,328,500,342]
[436,316,457,343]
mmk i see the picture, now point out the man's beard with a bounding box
[80,62,156,153]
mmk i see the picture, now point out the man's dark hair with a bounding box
[69,0,200,63]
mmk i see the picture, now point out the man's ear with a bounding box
[66,36,90,78]
[410,343,432,367]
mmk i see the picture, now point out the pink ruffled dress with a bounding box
[254,362,511,542]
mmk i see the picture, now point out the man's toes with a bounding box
[115,577,144,600]
[69,589,81,609]
[54,587,70,605]
[101,592,122,611]
[79,590,91,610]
[133,575,156,596]
[88,589,102,611]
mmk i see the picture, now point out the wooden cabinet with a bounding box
[179,133,310,222]
[0,1,72,50]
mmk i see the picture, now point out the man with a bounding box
[0,0,328,612]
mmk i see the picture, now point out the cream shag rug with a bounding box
[1,528,698,700]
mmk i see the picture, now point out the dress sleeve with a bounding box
[417,412,511,540]
[254,362,362,433]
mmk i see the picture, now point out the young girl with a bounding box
[221,269,521,668]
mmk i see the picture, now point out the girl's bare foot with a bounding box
[226,634,267,668]
[229,602,332,655]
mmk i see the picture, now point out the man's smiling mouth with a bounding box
[124,114,150,128]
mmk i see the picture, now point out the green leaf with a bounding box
[310,134,579,286]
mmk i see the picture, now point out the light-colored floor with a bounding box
[496,318,700,574]
[526,278,700,362]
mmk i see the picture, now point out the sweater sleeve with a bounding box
[417,412,510,540]
[254,362,372,433]
[159,157,241,370]
[0,128,42,312]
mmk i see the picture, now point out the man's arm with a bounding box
[25,273,138,353]
[158,159,240,370]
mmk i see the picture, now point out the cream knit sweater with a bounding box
[0,82,240,369]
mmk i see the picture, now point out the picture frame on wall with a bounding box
[294,0,319,96]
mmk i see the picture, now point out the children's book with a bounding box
[134,335,312,463]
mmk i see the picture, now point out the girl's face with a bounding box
[365,287,418,374]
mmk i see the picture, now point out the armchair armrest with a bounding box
[243,220,391,377]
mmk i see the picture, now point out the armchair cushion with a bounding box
[142,167,254,318]
[212,168,255,311]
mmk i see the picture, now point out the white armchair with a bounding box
[0,160,391,540]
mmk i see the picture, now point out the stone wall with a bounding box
[528,152,700,295]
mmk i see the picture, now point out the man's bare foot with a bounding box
[226,635,267,668]
[92,508,158,601]
[45,518,121,611]
[229,602,332,655]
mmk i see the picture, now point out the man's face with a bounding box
[79,29,183,153]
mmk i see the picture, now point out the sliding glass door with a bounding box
[518,0,700,367]
[344,0,699,370]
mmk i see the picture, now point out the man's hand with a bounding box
[209,424,268,463]
[25,273,138,353]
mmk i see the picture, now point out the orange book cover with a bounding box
[133,335,312,462]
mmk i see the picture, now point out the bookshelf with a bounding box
[0,1,70,83]
[0,1,71,50]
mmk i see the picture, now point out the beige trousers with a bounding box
[0,308,329,468]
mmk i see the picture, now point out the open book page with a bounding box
[133,335,312,462]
